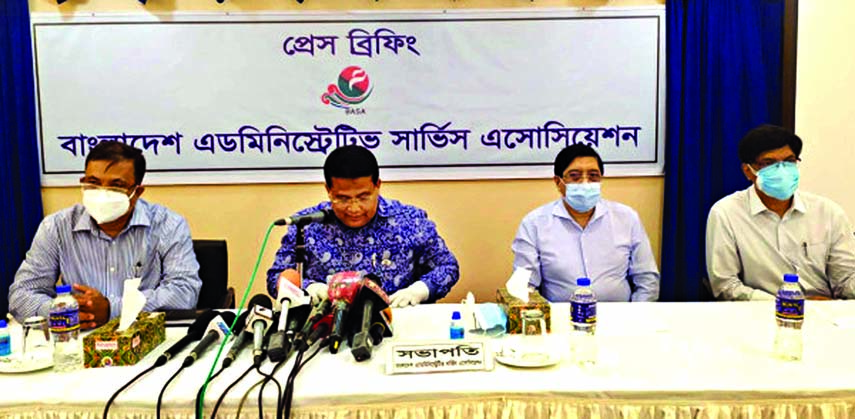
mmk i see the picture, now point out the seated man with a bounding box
[512,144,660,302]
[267,145,460,307]
[706,124,855,300]
[9,141,201,329]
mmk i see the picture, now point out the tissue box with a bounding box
[496,287,552,334]
[83,311,165,368]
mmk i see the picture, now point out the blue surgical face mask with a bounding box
[563,181,601,212]
[751,162,799,201]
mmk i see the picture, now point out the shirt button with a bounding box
[110,267,116,273]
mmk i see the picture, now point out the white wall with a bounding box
[796,1,855,221]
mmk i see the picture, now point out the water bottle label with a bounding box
[776,297,804,321]
[571,302,597,324]
[0,335,10,356]
[50,309,80,332]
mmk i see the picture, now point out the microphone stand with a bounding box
[294,224,306,281]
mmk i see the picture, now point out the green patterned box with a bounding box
[496,288,552,334]
[83,312,165,368]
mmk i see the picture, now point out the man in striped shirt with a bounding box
[9,141,201,329]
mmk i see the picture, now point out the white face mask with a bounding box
[82,188,133,224]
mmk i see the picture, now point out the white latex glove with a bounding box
[389,281,430,308]
[306,282,329,303]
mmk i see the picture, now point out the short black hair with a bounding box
[738,124,803,164]
[85,141,146,184]
[323,145,379,187]
[553,144,604,177]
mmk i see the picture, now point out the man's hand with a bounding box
[306,282,329,303]
[72,284,110,330]
[389,281,430,308]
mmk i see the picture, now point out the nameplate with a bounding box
[385,340,494,375]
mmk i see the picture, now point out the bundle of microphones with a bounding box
[103,267,393,419]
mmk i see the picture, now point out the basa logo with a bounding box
[321,66,373,109]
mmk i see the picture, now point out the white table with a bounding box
[3,301,855,419]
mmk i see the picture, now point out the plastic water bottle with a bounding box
[450,311,465,340]
[774,273,804,361]
[0,320,11,357]
[49,285,82,372]
[570,277,597,365]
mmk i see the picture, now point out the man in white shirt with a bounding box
[706,124,855,300]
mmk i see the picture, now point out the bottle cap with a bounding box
[783,273,799,283]
[0,320,6,328]
[451,311,461,320]
[56,284,72,294]
[576,277,591,287]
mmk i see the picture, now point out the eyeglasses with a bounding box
[752,157,800,170]
[561,170,602,184]
[79,182,135,196]
[330,193,375,208]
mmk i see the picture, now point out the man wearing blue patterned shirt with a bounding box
[267,145,460,307]
[9,141,201,329]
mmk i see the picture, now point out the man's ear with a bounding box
[741,164,756,183]
[375,179,382,190]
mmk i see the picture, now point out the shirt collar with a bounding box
[72,199,151,233]
[747,186,806,216]
[375,195,392,218]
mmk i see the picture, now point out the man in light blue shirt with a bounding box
[512,144,660,302]
[9,141,201,329]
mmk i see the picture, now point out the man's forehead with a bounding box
[84,159,135,180]
[757,145,795,160]
[329,176,376,193]
[564,157,600,172]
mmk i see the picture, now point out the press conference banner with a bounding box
[32,8,665,186]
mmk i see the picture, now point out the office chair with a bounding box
[192,239,235,310]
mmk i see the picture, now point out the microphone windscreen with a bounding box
[248,294,273,310]
[280,269,301,288]
[218,311,237,327]
[327,271,364,304]
[232,310,251,335]
[187,310,220,339]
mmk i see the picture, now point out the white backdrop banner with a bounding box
[32,8,665,186]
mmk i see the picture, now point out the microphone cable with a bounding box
[103,363,158,419]
[236,378,265,419]
[210,363,255,419]
[198,221,280,419]
[281,339,326,419]
[156,365,186,419]
[256,362,284,419]
[194,365,225,419]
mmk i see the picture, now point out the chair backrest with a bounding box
[193,239,230,309]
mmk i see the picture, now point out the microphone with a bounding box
[327,271,364,354]
[182,312,236,368]
[350,274,392,362]
[269,269,312,362]
[370,308,394,344]
[262,311,281,352]
[154,310,218,367]
[292,299,332,351]
[223,295,271,368]
[274,209,335,226]
[299,314,333,351]
[248,305,275,363]
[276,269,311,330]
